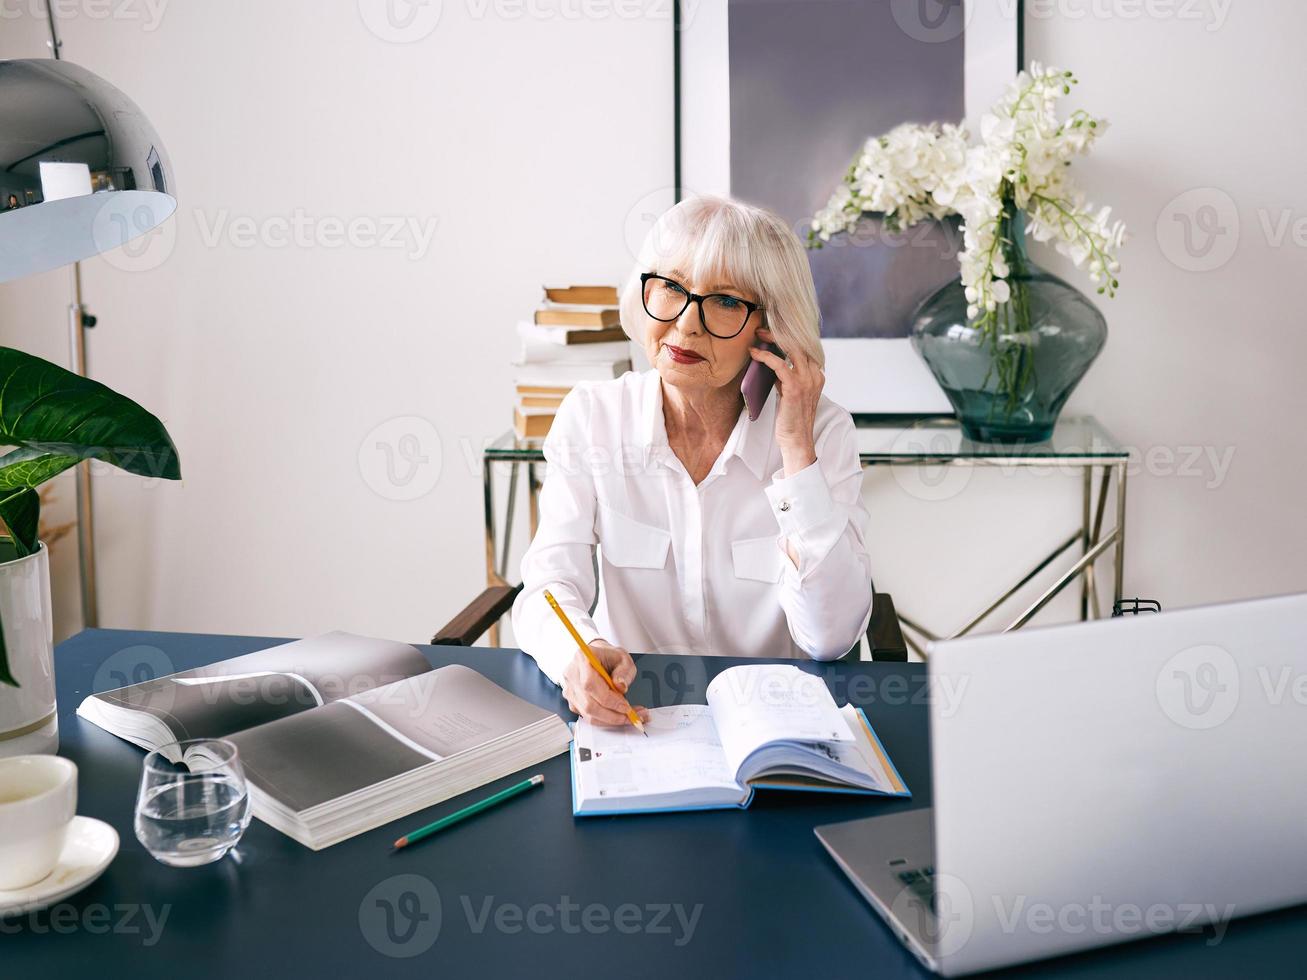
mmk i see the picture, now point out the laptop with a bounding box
[816,592,1307,976]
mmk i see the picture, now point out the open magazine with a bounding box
[571,664,908,815]
[77,632,572,849]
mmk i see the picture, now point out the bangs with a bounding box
[645,199,767,304]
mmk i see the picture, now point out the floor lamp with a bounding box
[0,51,176,628]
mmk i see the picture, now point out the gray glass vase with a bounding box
[910,209,1107,443]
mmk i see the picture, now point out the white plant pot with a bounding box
[0,543,58,757]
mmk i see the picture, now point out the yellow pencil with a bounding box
[542,589,647,736]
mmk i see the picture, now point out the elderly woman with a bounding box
[511,195,873,726]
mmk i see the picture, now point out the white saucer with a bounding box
[0,816,119,916]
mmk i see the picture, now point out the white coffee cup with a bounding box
[0,755,78,889]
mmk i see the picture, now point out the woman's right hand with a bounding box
[562,640,651,727]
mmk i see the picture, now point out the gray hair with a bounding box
[620,195,824,368]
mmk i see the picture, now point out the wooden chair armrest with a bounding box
[867,592,908,662]
[431,584,522,646]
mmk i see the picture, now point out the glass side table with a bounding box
[481,415,1129,656]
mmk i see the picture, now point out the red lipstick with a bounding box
[664,344,705,364]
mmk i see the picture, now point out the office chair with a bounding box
[433,587,908,662]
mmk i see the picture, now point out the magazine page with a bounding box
[228,663,568,813]
[83,631,433,742]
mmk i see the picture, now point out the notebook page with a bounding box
[572,705,741,803]
[706,664,854,778]
[741,706,907,794]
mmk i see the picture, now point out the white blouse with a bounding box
[510,368,874,686]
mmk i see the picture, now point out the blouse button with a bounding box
[778,501,791,512]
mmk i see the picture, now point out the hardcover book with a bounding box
[571,664,908,815]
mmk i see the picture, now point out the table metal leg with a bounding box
[945,531,1081,640]
[1005,532,1119,631]
[500,461,519,579]
[896,611,940,662]
[1084,466,1110,620]
[1114,461,1128,606]
[1081,468,1092,620]
[527,462,540,538]
[479,457,545,647]
[884,457,1131,653]
[896,611,940,643]
[903,632,930,661]
[482,455,500,646]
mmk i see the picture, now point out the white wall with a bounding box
[0,0,671,644]
[2,2,1304,651]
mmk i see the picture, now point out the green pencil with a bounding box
[392,774,544,850]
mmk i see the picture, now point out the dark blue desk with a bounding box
[10,630,1303,978]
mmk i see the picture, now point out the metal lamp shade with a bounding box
[0,59,176,284]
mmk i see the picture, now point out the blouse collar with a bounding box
[637,369,775,481]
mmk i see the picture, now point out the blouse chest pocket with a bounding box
[597,503,672,570]
[731,534,786,584]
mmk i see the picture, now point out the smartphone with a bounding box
[742,341,784,422]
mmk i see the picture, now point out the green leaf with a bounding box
[0,346,182,688]
[0,447,82,493]
[0,347,181,485]
[0,488,39,558]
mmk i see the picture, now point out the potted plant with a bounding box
[810,64,1127,441]
[0,346,180,756]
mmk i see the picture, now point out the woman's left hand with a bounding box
[749,327,823,476]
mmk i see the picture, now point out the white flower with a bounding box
[806,121,970,240]
[979,113,1015,146]
[807,63,1125,327]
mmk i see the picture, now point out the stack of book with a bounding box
[513,284,632,440]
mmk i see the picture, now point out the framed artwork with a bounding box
[675,0,1023,416]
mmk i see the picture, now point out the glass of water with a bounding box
[134,739,252,867]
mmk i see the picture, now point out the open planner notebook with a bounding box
[571,664,908,815]
[77,632,572,849]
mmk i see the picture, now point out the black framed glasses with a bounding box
[640,272,762,339]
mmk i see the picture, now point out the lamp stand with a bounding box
[66,266,99,629]
[46,1,99,629]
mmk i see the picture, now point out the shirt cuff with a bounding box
[765,461,835,536]
[764,462,844,580]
